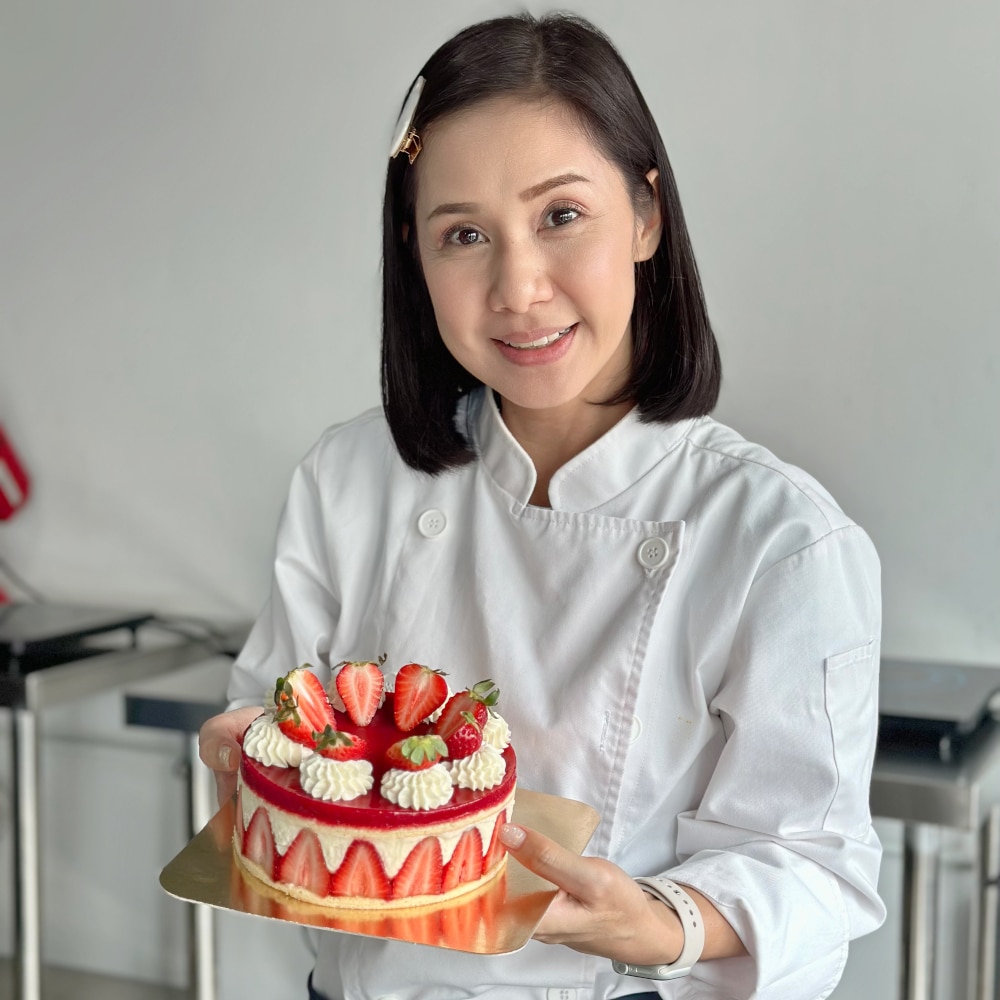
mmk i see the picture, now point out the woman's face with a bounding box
[412,96,660,421]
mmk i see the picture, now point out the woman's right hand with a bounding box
[198,706,264,806]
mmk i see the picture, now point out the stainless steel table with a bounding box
[124,656,236,1000]
[1,605,239,1000]
[871,718,1000,1000]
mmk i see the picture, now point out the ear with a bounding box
[634,168,662,263]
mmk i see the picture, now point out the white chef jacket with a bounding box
[228,387,885,1000]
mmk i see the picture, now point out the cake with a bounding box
[233,659,516,910]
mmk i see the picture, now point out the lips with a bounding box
[498,324,576,350]
[493,324,577,367]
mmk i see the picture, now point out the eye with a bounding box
[444,226,486,247]
[544,205,581,228]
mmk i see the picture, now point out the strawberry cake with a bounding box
[234,660,516,910]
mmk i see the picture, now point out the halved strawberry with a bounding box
[393,662,449,730]
[392,837,443,898]
[384,734,448,771]
[329,840,390,900]
[235,790,246,842]
[243,808,277,880]
[483,813,508,873]
[277,829,330,897]
[334,656,385,726]
[434,709,483,760]
[434,680,499,741]
[312,725,368,761]
[272,667,336,747]
[442,827,484,892]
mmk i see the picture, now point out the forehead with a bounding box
[413,96,626,205]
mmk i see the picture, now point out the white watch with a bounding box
[611,877,705,981]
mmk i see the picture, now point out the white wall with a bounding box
[1,0,998,996]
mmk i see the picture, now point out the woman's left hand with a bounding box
[499,822,684,966]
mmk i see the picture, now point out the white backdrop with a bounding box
[2,0,998,663]
[1,1,998,995]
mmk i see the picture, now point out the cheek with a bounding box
[422,266,470,328]
[556,237,635,309]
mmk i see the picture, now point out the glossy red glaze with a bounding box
[239,698,516,830]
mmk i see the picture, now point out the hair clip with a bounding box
[390,76,426,164]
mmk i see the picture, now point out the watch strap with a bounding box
[611,877,705,980]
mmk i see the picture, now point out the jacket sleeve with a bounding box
[227,443,341,709]
[664,524,886,1000]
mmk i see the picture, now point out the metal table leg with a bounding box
[978,805,1000,1000]
[188,733,216,1000]
[901,823,941,1000]
[12,707,41,1000]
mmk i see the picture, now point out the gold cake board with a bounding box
[160,788,600,955]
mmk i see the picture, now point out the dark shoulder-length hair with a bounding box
[382,12,721,474]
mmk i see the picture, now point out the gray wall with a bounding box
[1,1,998,996]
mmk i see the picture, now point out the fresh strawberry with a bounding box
[235,792,246,842]
[312,725,368,761]
[334,656,386,726]
[243,808,277,879]
[442,827,483,892]
[393,662,449,730]
[384,734,448,771]
[272,667,336,747]
[435,710,483,759]
[392,837,443,898]
[434,680,499,745]
[329,840,390,900]
[483,813,508,873]
[277,830,330,897]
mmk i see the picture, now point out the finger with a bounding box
[214,769,239,808]
[198,707,262,774]
[499,823,595,898]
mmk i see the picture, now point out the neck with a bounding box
[498,396,633,507]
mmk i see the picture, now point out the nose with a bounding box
[486,239,553,314]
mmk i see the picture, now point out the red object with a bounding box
[238,698,517,828]
[0,425,30,520]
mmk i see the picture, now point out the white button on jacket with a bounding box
[416,508,447,538]
[229,388,884,1000]
[637,536,670,569]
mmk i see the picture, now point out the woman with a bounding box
[200,13,884,998]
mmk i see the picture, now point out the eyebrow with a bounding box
[425,172,591,221]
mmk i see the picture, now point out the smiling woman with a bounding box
[412,97,662,500]
[382,14,720,478]
[202,12,885,1000]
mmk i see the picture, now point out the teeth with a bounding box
[503,325,573,350]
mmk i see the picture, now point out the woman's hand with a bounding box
[499,823,747,966]
[198,706,264,806]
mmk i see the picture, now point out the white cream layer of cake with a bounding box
[238,779,515,879]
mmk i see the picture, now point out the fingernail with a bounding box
[500,823,525,848]
[218,745,232,769]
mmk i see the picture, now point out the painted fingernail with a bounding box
[218,744,232,769]
[500,823,525,848]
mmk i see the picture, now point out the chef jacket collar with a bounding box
[459,388,695,512]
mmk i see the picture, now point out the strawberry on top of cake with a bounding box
[240,660,511,807]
